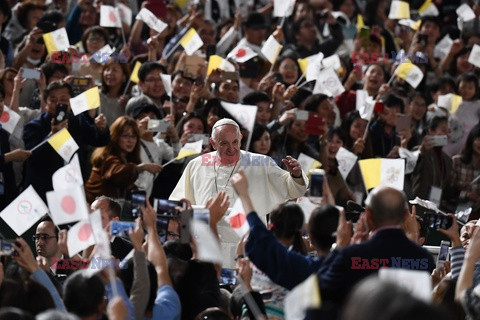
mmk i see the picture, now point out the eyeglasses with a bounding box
[32,234,57,242]
[166,231,180,240]
[172,96,189,104]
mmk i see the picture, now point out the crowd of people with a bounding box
[0,0,478,319]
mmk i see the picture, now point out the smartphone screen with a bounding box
[310,169,325,197]
[111,221,135,237]
[220,268,238,285]
[22,68,41,80]
[0,240,15,256]
[436,240,450,271]
[154,199,185,217]
[156,216,169,243]
[131,190,146,207]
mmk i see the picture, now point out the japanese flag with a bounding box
[116,3,132,25]
[0,106,21,134]
[227,44,258,63]
[100,5,122,28]
[0,185,48,236]
[226,198,250,238]
[46,185,89,226]
[52,154,83,191]
[84,210,113,276]
[67,219,96,257]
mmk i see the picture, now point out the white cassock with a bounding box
[169,150,309,219]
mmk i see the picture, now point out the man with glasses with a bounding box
[34,216,61,271]
[23,81,110,199]
[125,61,167,118]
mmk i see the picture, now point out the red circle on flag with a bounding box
[0,111,9,123]
[236,49,246,58]
[230,213,246,228]
[61,195,76,214]
[78,223,92,241]
[109,11,117,23]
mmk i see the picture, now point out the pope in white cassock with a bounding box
[169,118,309,218]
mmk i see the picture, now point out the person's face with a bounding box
[364,65,385,92]
[297,19,316,43]
[139,69,165,99]
[279,58,299,85]
[45,88,71,116]
[381,106,398,127]
[166,219,181,241]
[172,96,188,117]
[183,118,204,135]
[49,71,67,84]
[409,96,427,121]
[461,221,477,249]
[79,5,97,27]
[29,39,45,60]
[256,101,271,125]
[207,111,219,129]
[420,21,440,45]
[118,126,138,155]
[350,117,367,140]
[86,32,106,54]
[103,63,126,88]
[317,99,334,125]
[294,3,312,21]
[428,120,450,141]
[210,125,242,163]
[244,26,266,46]
[468,35,480,47]
[340,0,355,18]
[327,134,343,159]
[459,80,476,101]
[253,130,271,155]
[288,120,308,142]
[2,71,16,95]
[473,137,480,156]
[35,221,58,259]
[218,80,239,103]
[91,199,114,230]
[456,52,474,74]
[172,74,193,98]
[199,24,215,46]
[26,8,44,30]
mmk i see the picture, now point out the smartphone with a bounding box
[111,221,135,237]
[395,114,412,132]
[295,110,309,121]
[147,119,170,132]
[359,26,370,47]
[70,77,90,95]
[54,104,68,125]
[428,135,448,147]
[180,209,193,244]
[194,208,210,225]
[153,199,186,217]
[310,169,325,197]
[156,216,169,243]
[220,268,238,285]
[273,72,283,83]
[436,240,450,272]
[22,68,41,80]
[131,190,146,207]
[305,113,325,136]
[425,212,453,230]
[0,240,15,256]
[191,133,210,146]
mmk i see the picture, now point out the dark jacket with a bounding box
[23,111,110,200]
[0,126,17,210]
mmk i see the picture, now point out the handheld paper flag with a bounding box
[379,269,432,302]
[176,140,203,160]
[398,147,420,174]
[47,185,89,225]
[227,44,258,63]
[398,19,421,30]
[273,0,296,17]
[285,274,322,320]
[116,3,132,25]
[261,35,283,65]
[434,34,453,59]
[297,153,321,175]
[100,5,122,28]
[356,14,365,30]
[336,147,358,180]
[0,185,48,236]
[160,74,172,96]
[48,128,79,162]
[457,4,476,22]
[220,102,258,133]
[468,44,480,68]
[67,219,96,257]
[395,62,424,88]
[136,8,168,34]
[437,93,462,114]
[207,55,235,75]
[0,106,21,134]
[298,52,324,81]
[130,61,142,84]
[359,158,405,191]
[191,219,223,264]
[84,209,112,276]
[321,54,342,73]
[52,154,83,190]
[226,198,250,238]
[388,1,410,19]
[179,28,204,56]
[70,87,100,115]
[418,0,439,16]
[43,28,70,55]
[356,90,375,121]
[91,44,115,63]
[313,67,345,97]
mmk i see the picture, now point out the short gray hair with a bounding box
[211,118,241,142]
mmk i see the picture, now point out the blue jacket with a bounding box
[23,111,110,199]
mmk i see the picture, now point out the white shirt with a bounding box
[169,150,308,218]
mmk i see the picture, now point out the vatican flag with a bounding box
[43,28,70,55]
[69,87,100,116]
[48,128,79,162]
[179,28,204,55]
[388,1,410,19]
[359,158,405,191]
[418,0,439,16]
[395,62,424,89]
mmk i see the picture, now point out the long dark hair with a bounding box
[269,202,307,255]
[461,123,480,164]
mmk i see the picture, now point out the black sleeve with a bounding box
[318,23,344,57]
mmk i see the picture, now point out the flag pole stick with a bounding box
[295,73,305,86]
[387,73,395,86]
[30,139,48,152]
[162,157,177,167]
[296,79,310,90]
[164,42,181,60]
[119,23,126,46]
[123,79,131,96]
[279,16,286,28]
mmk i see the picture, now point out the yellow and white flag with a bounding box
[298,52,324,81]
[298,153,321,176]
[359,158,405,191]
[43,27,70,55]
[437,93,462,114]
[136,8,168,33]
[70,87,100,116]
[48,128,79,162]
[388,1,410,19]
[261,35,283,65]
[207,55,235,75]
[418,0,439,16]
[176,140,203,160]
[100,5,122,28]
[130,61,142,83]
[395,62,424,88]
[179,28,204,55]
